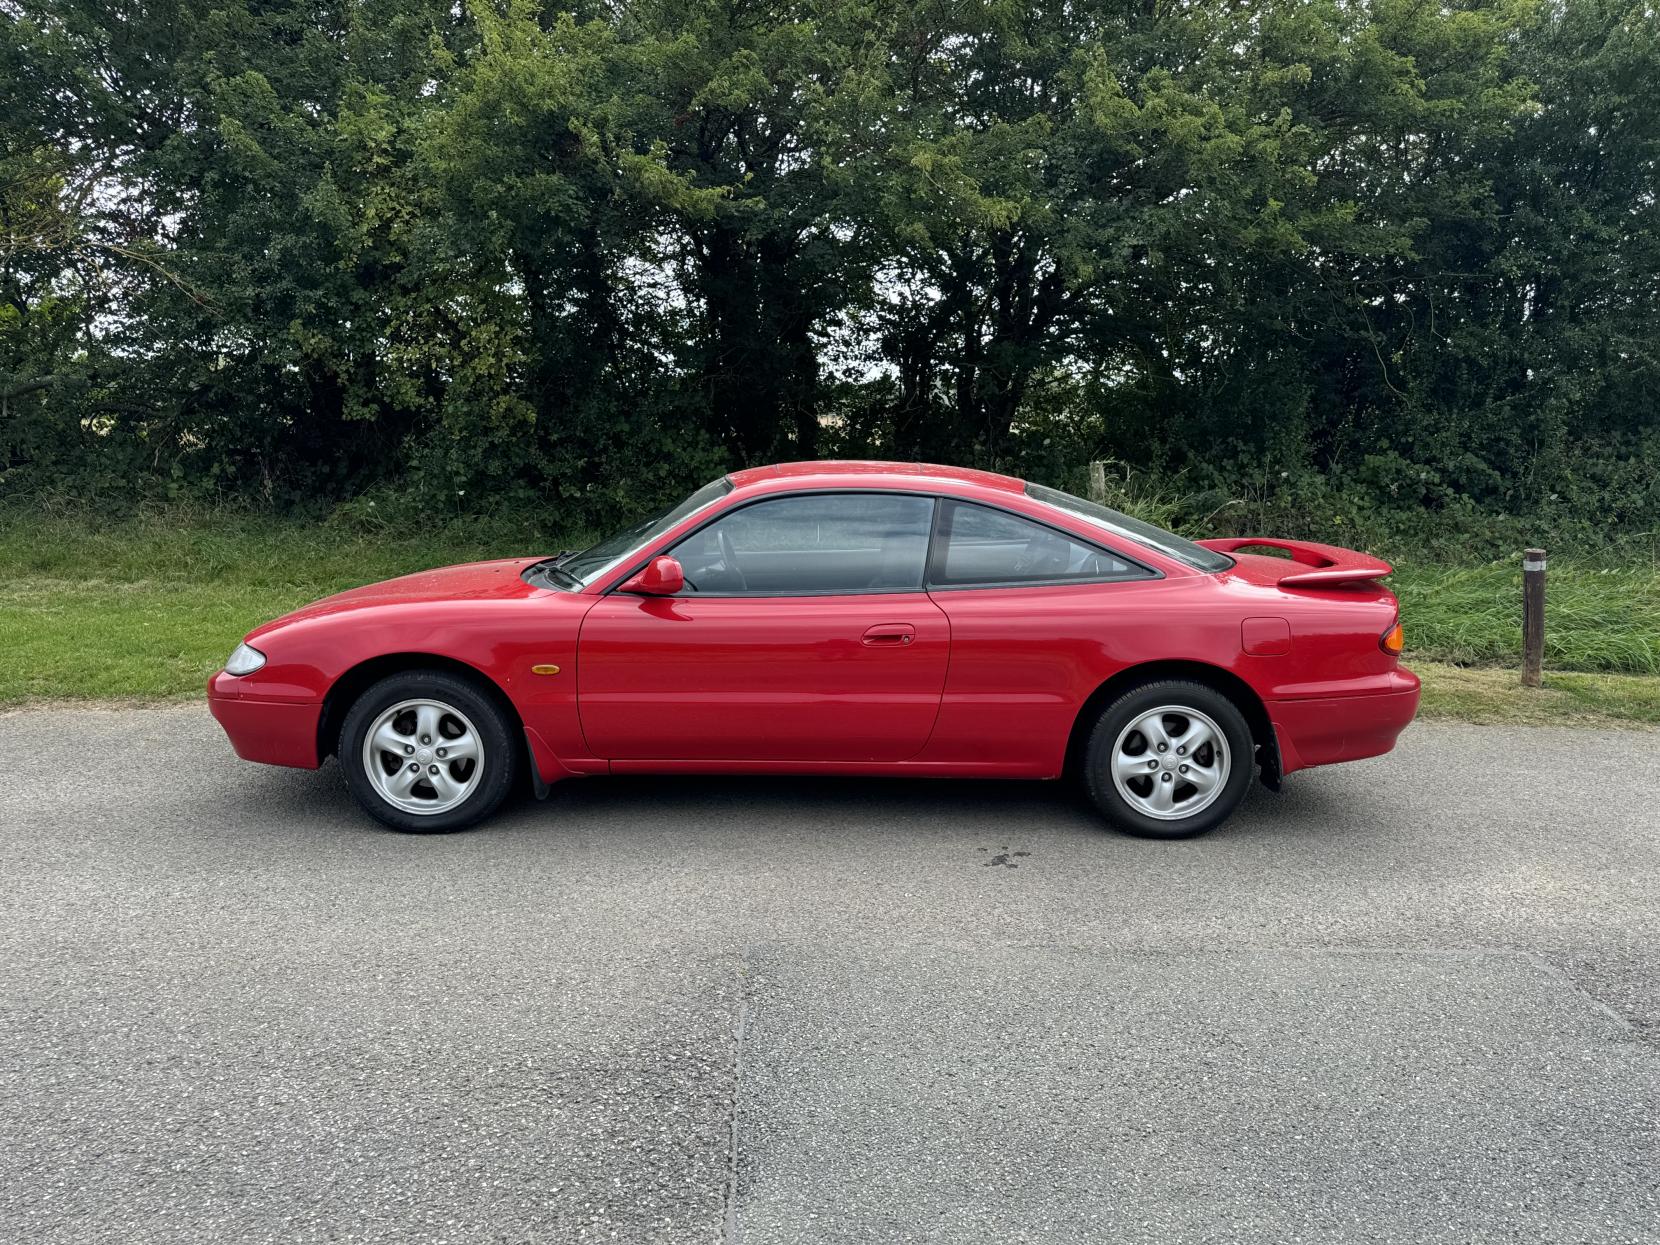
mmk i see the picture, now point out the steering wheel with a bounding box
[718,527,748,591]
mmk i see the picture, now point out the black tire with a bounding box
[339,670,518,833]
[1081,679,1254,839]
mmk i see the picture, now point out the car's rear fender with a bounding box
[1065,660,1281,789]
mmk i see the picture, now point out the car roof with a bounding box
[726,460,1027,495]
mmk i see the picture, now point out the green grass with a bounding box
[1415,662,1660,728]
[1396,558,1660,675]
[0,509,572,703]
[2,509,1657,727]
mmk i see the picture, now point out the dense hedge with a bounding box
[3,0,1656,551]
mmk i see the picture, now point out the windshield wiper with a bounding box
[528,556,583,589]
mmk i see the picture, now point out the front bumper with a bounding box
[208,672,323,769]
[1268,668,1420,776]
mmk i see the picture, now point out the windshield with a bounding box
[550,477,734,588]
[1024,482,1234,573]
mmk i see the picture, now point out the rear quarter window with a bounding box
[930,500,1155,588]
[1024,482,1233,573]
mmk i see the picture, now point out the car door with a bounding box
[577,491,950,762]
[920,498,1164,771]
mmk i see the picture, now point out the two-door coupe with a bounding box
[208,461,1418,838]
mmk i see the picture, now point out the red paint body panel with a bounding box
[577,593,949,761]
[726,460,1026,494]
[207,461,1419,790]
[211,558,603,771]
[916,577,1227,773]
[207,687,323,768]
[1242,616,1293,656]
[1269,670,1421,774]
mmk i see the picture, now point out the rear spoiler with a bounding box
[1196,537,1393,587]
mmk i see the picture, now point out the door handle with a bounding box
[862,623,916,647]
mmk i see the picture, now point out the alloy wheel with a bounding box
[1109,704,1231,821]
[361,698,484,815]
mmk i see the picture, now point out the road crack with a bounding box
[720,948,755,1245]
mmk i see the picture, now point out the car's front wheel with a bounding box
[339,671,518,832]
[1082,679,1253,839]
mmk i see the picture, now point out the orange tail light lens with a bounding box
[1380,621,1404,655]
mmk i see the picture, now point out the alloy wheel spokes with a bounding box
[1115,751,1157,782]
[1137,713,1173,753]
[1109,705,1231,822]
[384,763,424,801]
[362,698,484,815]
[422,704,446,743]
[1180,762,1221,794]
[371,721,410,758]
[437,730,478,762]
[426,765,464,804]
[1178,719,1214,758]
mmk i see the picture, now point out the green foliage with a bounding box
[6,508,1658,706]
[1399,561,1660,675]
[2,0,1657,543]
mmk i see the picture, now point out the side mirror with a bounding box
[619,555,685,596]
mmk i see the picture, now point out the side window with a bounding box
[672,493,935,595]
[930,501,1150,588]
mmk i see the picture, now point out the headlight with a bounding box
[224,642,266,676]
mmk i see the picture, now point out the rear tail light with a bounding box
[1380,620,1404,655]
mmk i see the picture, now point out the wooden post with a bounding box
[1522,547,1546,688]
[1087,460,1107,504]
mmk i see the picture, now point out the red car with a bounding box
[208,461,1418,838]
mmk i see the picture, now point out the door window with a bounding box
[930,501,1151,588]
[672,493,935,594]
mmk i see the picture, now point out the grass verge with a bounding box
[0,510,555,703]
[1414,662,1660,728]
[2,510,1656,726]
[1395,558,1660,674]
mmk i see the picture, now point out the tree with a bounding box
[2,0,1655,544]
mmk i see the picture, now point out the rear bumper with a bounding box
[208,674,323,769]
[1269,668,1420,776]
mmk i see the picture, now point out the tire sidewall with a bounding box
[1084,680,1253,839]
[340,671,517,833]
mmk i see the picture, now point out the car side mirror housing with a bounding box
[619,555,684,596]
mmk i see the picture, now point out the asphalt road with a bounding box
[3,706,1657,1244]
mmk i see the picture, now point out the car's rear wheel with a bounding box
[340,671,517,833]
[1082,679,1253,839]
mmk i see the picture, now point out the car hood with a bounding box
[247,557,551,637]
